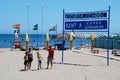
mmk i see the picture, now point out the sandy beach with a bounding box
[0,48,120,80]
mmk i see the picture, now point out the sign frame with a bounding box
[62,6,110,66]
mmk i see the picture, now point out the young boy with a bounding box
[24,52,28,71]
[37,52,43,70]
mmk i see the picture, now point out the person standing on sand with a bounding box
[24,52,28,71]
[37,52,44,70]
[28,48,33,70]
[46,46,54,69]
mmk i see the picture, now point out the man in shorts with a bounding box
[46,46,54,69]
[28,48,33,70]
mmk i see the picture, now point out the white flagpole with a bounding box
[41,4,44,46]
[56,24,57,34]
[26,4,30,36]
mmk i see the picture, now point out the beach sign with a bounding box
[12,24,21,49]
[64,11,108,31]
[63,6,110,65]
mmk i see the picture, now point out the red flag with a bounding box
[13,24,20,29]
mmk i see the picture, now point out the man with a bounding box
[28,48,33,70]
[46,46,54,69]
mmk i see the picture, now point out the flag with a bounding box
[13,24,20,29]
[33,24,38,30]
[49,26,56,31]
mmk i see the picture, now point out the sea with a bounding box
[0,34,90,48]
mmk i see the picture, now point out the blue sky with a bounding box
[0,0,120,34]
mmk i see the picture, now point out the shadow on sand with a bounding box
[53,62,90,66]
[19,69,26,72]
[19,68,48,72]
[53,62,106,67]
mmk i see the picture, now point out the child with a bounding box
[37,52,44,70]
[24,52,28,71]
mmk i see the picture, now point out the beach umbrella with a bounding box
[69,32,73,41]
[25,33,29,51]
[69,32,73,50]
[46,33,49,50]
[90,32,94,50]
[91,32,95,41]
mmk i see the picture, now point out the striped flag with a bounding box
[49,26,56,31]
[13,24,20,29]
[33,24,38,30]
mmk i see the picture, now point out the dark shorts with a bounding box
[38,59,42,64]
[28,57,33,62]
[24,60,28,65]
[47,57,53,62]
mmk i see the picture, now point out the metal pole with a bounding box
[62,9,65,63]
[37,27,38,47]
[27,4,30,36]
[56,24,57,35]
[41,4,44,46]
[107,5,110,66]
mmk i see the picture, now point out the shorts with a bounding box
[38,59,42,64]
[28,57,33,62]
[47,57,53,62]
[24,60,28,65]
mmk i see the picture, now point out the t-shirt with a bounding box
[48,48,54,58]
[28,51,33,57]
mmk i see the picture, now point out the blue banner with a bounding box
[65,20,107,30]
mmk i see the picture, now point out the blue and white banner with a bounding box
[65,20,107,30]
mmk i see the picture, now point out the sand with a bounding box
[0,48,120,80]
